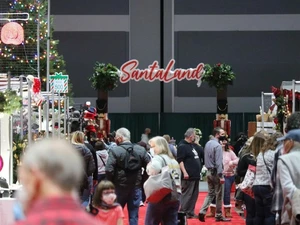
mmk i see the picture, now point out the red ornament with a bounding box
[217,63,221,67]
[1,22,24,45]
[32,78,41,94]
[274,118,279,124]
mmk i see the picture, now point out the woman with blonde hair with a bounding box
[145,136,181,225]
[71,131,96,206]
[236,131,269,225]
[252,131,283,225]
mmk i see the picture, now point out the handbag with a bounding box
[239,164,256,198]
[143,155,175,203]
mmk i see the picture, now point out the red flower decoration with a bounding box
[274,117,278,124]
[217,63,221,67]
[271,86,281,97]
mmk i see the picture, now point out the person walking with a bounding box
[198,127,231,222]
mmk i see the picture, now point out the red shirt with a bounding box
[12,196,99,225]
[95,205,124,225]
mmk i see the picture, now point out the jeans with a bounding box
[244,193,256,225]
[145,200,180,225]
[253,185,275,225]
[224,175,235,206]
[116,187,141,225]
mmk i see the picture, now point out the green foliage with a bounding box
[13,134,27,183]
[0,90,22,114]
[89,62,119,92]
[202,63,236,90]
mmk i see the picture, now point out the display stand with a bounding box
[259,92,276,134]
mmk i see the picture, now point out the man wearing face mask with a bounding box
[12,139,99,225]
[277,129,300,225]
[177,128,203,219]
[198,127,231,222]
[105,127,150,225]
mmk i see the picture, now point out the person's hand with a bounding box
[183,172,189,179]
[219,177,225,184]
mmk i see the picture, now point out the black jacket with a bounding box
[236,153,256,178]
[85,142,98,181]
[105,142,150,188]
[72,144,96,192]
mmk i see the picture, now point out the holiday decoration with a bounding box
[201,63,235,91]
[1,22,24,45]
[271,86,300,132]
[0,90,22,114]
[0,0,73,99]
[27,75,44,106]
[50,72,69,93]
[13,134,26,183]
[83,104,98,142]
[202,63,235,136]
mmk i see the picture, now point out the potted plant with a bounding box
[89,62,119,113]
[201,63,236,114]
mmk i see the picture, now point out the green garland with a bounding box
[89,62,119,92]
[202,63,236,90]
[13,134,27,183]
[0,90,22,114]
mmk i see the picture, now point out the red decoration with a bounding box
[0,156,3,172]
[32,77,41,94]
[213,120,231,136]
[1,22,24,45]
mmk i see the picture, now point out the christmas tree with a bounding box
[0,0,71,93]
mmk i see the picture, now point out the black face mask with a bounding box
[218,136,226,141]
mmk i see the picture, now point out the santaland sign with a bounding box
[118,59,204,86]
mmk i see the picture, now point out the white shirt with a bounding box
[253,150,275,186]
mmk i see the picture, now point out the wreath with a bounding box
[0,90,22,114]
[201,63,236,90]
[89,62,119,92]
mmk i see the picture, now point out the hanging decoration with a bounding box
[1,22,24,45]
[27,75,44,106]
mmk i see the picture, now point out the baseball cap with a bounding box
[277,129,300,142]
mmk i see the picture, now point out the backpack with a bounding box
[120,144,141,172]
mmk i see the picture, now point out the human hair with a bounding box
[163,134,171,143]
[212,127,223,137]
[94,141,105,150]
[71,131,85,144]
[250,131,269,158]
[116,127,131,141]
[21,139,84,192]
[149,136,174,158]
[108,132,116,142]
[263,131,283,153]
[286,112,300,132]
[184,128,195,138]
[93,180,116,208]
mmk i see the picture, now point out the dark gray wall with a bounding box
[174,31,300,97]
[175,0,300,14]
[53,32,129,97]
[52,0,129,15]
[48,0,300,112]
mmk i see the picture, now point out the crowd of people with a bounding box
[10,113,300,225]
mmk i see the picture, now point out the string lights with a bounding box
[1,0,66,90]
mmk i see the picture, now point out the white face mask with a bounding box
[149,148,155,156]
[102,193,116,205]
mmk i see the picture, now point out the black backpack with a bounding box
[120,144,141,172]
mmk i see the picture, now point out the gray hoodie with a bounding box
[96,150,109,175]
